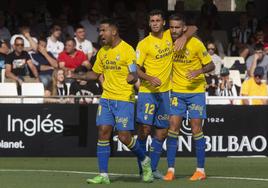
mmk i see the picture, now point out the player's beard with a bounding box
[171,32,183,42]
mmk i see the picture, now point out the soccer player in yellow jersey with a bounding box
[136,10,196,179]
[78,19,153,184]
[163,14,215,181]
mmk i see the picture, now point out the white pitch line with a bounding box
[0,169,268,182]
[209,176,268,182]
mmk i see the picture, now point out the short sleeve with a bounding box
[136,41,147,67]
[126,46,137,66]
[92,50,103,74]
[196,40,212,65]
[58,52,65,62]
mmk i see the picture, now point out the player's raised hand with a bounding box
[148,76,161,87]
[174,35,187,51]
[186,69,202,80]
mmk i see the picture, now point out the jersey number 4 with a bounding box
[171,97,178,107]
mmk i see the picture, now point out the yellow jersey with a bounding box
[172,37,212,93]
[241,77,268,105]
[93,40,136,102]
[136,30,173,93]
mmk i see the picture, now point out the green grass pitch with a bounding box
[0,157,267,188]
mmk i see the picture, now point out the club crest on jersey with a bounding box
[166,40,171,47]
[144,115,148,120]
[116,54,120,61]
[154,44,160,49]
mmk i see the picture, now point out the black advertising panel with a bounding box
[0,104,267,157]
[0,104,98,156]
[112,105,268,157]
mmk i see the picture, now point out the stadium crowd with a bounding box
[0,0,267,105]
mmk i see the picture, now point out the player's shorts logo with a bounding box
[157,114,169,120]
[144,115,148,120]
[115,117,128,128]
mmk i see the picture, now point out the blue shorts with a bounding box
[96,98,134,131]
[136,91,170,128]
[170,92,206,119]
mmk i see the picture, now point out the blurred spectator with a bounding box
[217,67,238,97]
[5,37,39,85]
[47,24,64,59]
[112,0,138,48]
[241,67,268,105]
[246,43,268,79]
[135,8,148,41]
[201,0,218,19]
[0,40,9,82]
[245,1,259,34]
[5,4,19,34]
[58,38,91,77]
[44,68,70,103]
[247,29,266,55]
[264,43,268,54]
[58,14,74,42]
[228,13,251,58]
[21,11,46,39]
[33,1,53,29]
[261,20,268,43]
[74,24,94,61]
[197,4,225,57]
[0,14,11,41]
[254,29,265,45]
[60,3,76,25]
[198,0,220,31]
[0,40,9,60]
[205,72,218,96]
[134,0,148,41]
[207,41,223,76]
[70,65,102,104]
[80,8,100,44]
[31,38,58,88]
[174,0,184,13]
[10,25,38,52]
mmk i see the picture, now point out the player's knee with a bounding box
[155,128,168,141]
[169,118,180,132]
[138,125,151,139]
[118,134,131,145]
[98,126,112,140]
[191,125,202,135]
[155,134,166,141]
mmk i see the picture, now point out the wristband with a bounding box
[128,63,137,73]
